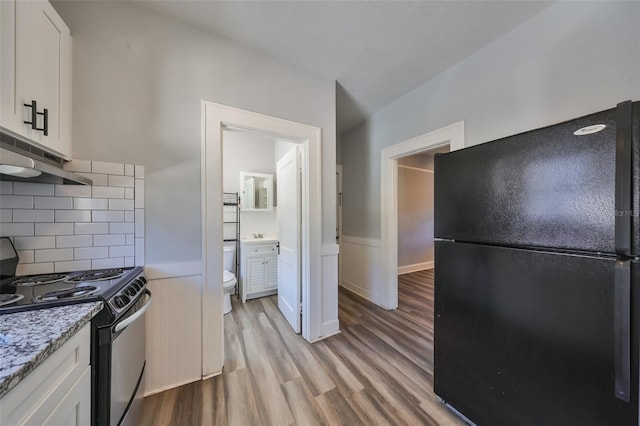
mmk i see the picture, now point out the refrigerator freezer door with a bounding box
[434,241,639,425]
[434,103,640,255]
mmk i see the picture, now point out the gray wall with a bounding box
[53,0,337,267]
[342,1,640,239]
[397,165,434,267]
[223,130,276,194]
[223,130,277,239]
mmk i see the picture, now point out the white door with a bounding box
[276,145,301,333]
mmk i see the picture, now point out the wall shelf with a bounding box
[223,192,240,293]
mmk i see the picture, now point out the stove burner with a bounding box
[68,269,124,282]
[0,294,24,306]
[34,286,99,302]
[11,274,68,286]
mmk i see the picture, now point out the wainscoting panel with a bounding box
[145,274,203,396]
[340,236,389,308]
[320,244,340,339]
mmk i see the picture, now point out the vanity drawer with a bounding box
[247,243,278,255]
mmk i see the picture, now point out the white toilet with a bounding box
[223,246,237,314]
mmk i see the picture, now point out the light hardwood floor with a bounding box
[140,270,464,425]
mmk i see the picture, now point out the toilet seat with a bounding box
[223,270,236,315]
[223,270,236,286]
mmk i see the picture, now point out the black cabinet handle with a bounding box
[23,100,38,130]
[37,108,48,136]
[23,100,48,136]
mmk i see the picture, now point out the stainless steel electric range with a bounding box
[0,237,151,426]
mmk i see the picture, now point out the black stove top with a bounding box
[0,266,145,314]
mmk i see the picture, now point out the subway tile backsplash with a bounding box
[0,160,145,275]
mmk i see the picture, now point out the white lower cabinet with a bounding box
[0,324,91,426]
[240,239,278,303]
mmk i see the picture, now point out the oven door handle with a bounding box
[114,289,152,333]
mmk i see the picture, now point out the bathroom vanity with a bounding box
[239,238,279,303]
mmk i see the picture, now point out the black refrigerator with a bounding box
[433,100,640,425]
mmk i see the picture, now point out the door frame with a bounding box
[201,101,322,377]
[380,121,465,309]
[336,164,343,286]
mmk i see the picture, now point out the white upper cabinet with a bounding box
[1,0,72,159]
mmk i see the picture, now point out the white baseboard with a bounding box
[144,376,201,397]
[341,279,392,310]
[398,261,434,275]
[202,370,222,381]
[318,319,341,340]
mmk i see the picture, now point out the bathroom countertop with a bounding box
[240,237,278,244]
[0,302,103,398]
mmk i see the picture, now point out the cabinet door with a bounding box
[264,255,278,290]
[29,0,72,158]
[0,0,30,137]
[42,367,91,426]
[0,0,71,159]
[247,257,265,292]
[0,324,90,425]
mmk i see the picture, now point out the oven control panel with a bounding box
[110,275,147,313]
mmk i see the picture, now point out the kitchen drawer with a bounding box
[1,324,90,425]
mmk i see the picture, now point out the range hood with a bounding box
[0,132,92,185]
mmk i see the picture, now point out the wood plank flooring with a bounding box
[140,270,464,425]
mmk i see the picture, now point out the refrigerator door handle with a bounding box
[615,100,632,256]
[614,259,631,402]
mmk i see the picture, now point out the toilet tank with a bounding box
[223,246,235,271]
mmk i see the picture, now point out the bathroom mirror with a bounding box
[240,172,273,211]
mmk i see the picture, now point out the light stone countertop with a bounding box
[0,302,103,398]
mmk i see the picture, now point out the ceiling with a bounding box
[133,0,554,133]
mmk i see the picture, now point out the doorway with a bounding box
[396,148,448,276]
[221,128,302,325]
[379,121,465,309]
[201,101,323,377]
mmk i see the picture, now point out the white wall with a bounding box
[342,1,640,242]
[52,0,337,394]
